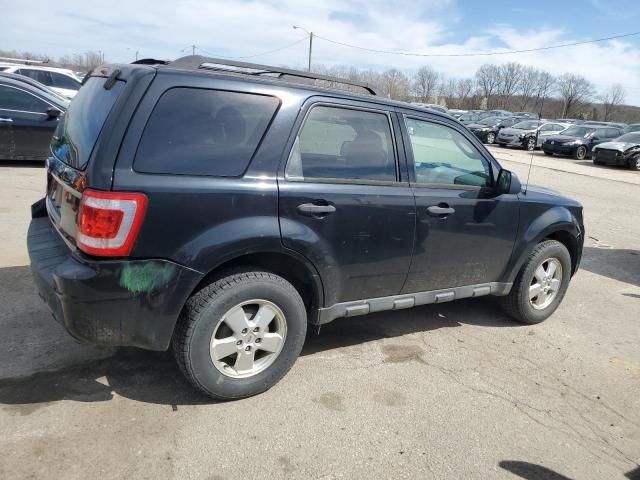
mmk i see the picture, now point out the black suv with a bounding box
[28,56,584,400]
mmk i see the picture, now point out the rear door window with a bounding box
[19,69,53,86]
[134,88,279,176]
[51,76,125,169]
[286,105,396,182]
[0,84,49,112]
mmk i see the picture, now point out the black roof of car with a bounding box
[0,71,69,108]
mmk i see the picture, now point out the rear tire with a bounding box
[499,240,572,325]
[173,271,307,400]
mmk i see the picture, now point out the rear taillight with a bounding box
[76,189,147,257]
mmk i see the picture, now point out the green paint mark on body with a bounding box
[119,262,176,294]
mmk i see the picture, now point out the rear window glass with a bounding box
[134,88,279,177]
[51,77,124,169]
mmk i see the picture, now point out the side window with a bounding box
[605,129,620,138]
[135,88,279,176]
[404,117,491,188]
[539,124,555,132]
[0,85,48,112]
[50,72,80,90]
[286,105,396,182]
[593,129,607,139]
[20,69,52,86]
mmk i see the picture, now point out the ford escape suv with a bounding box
[28,56,584,400]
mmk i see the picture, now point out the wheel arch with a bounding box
[503,206,582,284]
[187,249,325,325]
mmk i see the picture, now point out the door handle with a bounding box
[297,203,336,216]
[427,205,455,217]
[0,117,13,123]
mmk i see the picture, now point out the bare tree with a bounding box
[475,64,501,108]
[532,71,555,113]
[413,66,439,102]
[518,66,540,110]
[378,69,410,100]
[556,73,595,117]
[497,62,523,108]
[600,84,626,121]
[437,77,457,107]
[454,78,475,109]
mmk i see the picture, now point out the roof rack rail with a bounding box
[0,56,49,65]
[167,55,378,96]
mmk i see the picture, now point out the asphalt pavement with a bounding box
[0,149,638,480]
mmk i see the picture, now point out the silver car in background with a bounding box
[497,120,571,150]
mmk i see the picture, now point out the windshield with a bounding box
[512,121,540,130]
[478,116,500,125]
[560,126,596,137]
[615,133,640,143]
[622,125,640,134]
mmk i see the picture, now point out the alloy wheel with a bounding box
[529,258,563,310]
[209,299,287,378]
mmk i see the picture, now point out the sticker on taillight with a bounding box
[76,189,147,257]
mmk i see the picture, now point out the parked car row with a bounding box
[0,63,83,99]
[0,72,68,161]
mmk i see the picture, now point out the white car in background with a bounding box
[497,120,571,150]
[0,64,82,99]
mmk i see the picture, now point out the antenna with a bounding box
[523,102,545,195]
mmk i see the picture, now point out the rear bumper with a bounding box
[28,204,203,350]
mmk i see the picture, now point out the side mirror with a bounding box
[46,107,62,119]
[496,169,522,195]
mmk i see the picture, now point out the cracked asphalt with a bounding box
[0,149,639,480]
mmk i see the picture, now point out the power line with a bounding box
[313,31,640,58]
[181,37,309,61]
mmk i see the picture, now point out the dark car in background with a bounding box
[592,132,640,170]
[542,125,623,160]
[0,73,68,161]
[466,116,527,144]
[458,110,484,124]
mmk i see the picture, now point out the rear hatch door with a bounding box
[45,69,131,248]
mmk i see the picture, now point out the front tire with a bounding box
[173,271,307,400]
[544,151,553,156]
[628,156,640,170]
[499,240,572,324]
[573,146,587,160]
[525,137,536,151]
[486,132,496,144]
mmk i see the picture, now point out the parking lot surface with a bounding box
[1,150,639,480]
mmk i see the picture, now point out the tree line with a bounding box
[313,62,636,123]
[1,48,636,122]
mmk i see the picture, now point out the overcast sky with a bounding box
[4,0,640,105]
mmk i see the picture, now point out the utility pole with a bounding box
[192,44,196,56]
[293,26,313,71]
[307,32,313,72]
